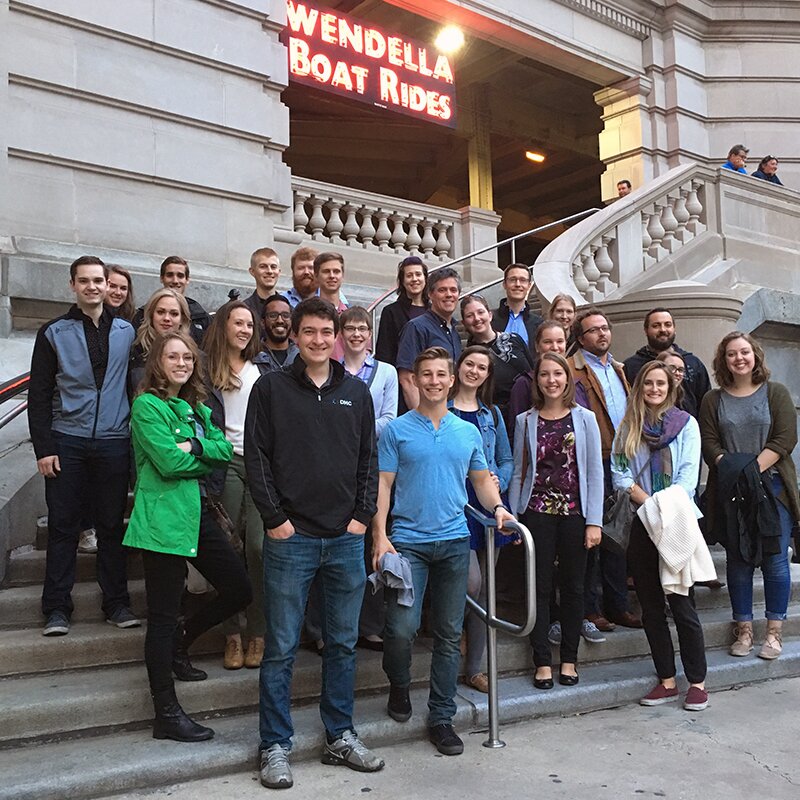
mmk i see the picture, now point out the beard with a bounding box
[266,328,289,346]
[647,333,675,352]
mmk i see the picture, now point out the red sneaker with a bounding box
[683,686,708,711]
[640,684,680,706]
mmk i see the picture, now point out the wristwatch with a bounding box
[493,503,508,514]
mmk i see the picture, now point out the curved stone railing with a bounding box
[534,162,800,308]
[292,176,461,260]
[534,163,714,306]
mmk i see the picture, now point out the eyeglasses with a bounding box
[165,353,194,364]
[581,324,610,336]
[342,325,370,335]
[266,311,291,321]
[666,365,685,375]
[505,276,531,285]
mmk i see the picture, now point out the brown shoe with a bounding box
[730,621,753,657]
[466,673,489,693]
[609,611,643,629]
[586,613,616,632]
[224,637,244,670]
[758,623,782,660]
[244,637,264,669]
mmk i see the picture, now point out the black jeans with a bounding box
[141,507,252,694]
[524,511,587,667]
[42,433,131,618]
[627,517,707,684]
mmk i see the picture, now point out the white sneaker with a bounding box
[78,529,98,554]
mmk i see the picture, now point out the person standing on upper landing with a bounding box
[242,247,281,343]
[752,155,784,186]
[491,264,544,356]
[721,144,749,174]
[623,308,711,419]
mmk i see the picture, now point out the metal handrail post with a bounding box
[483,521,504,748]
[464,506,536,749]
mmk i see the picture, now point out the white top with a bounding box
[222,360,261,456]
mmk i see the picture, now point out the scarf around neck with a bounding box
[642,406,690,492]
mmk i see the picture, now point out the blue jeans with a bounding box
[726,474,793,622]
[382,537,470,727]
[259,531,365,750]
[43,433,130,618]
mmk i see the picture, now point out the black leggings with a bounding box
[141,507,252,693]
[627,517,707,684]
[523,511,587,668]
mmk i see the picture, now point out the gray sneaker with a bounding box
[580,619,606,643]
[321,730,385,773]
[547,621,562,645]
[43,610,70,636]
[260,743,293,789]
[106,606,141,629]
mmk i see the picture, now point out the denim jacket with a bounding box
[447,400,513,492]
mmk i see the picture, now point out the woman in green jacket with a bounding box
[125,331,252,742]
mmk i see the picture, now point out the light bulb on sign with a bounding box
[435,25,465,54]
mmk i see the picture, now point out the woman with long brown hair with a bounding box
[124,331,251,742]
[700,332,799,660]
[105,265,136,322]
[612,360,710,711]
[203,301,273,670]
[509,352,603,689]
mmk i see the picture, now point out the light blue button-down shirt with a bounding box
[581,349,627,431]
[504,309,529,344]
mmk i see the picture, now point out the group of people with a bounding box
[722,145,785,185]
[28,249,797,791]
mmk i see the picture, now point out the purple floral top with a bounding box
[527,414,580,516]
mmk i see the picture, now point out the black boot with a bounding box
[172,622,207,682]
[151,686,214,742]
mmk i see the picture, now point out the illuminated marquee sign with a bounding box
[282,1,456,128]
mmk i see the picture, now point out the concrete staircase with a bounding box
[0,536,798,799]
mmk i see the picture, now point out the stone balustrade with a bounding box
[292,177,461,260]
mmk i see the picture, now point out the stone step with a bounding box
[2,605,797,740]
[4,549,144,588]
[2,638,799,800]
[0,579,148,630]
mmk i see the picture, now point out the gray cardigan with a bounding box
[509,405,605,527]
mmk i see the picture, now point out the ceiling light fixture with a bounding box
[435,25,465,54]
[525,150,546,163]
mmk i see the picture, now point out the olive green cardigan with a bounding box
[699,382,800,532]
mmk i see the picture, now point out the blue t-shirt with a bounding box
[379,410,488,543]
[395,310,462,372]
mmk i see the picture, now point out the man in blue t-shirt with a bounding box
[372,347,516,757]
[721,144,748,174]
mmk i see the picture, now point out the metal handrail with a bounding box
[0,372,30,431]
[367,208,601,329]
[464,504,536,749]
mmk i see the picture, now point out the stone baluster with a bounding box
[308,196,327,241]
[434,222,451,258]
[660,199,679,253]
[293,191,310,235]
[374,209,392,251]
[405,215,422,253]
[685,181,705,236]
[594,235,616,295]
[572,255,590,298]
[325,200,344,244]
[647,205,668,262]
[581,247,601,301]
[390,214,407,253]
[341,203,360,247]
[420,218,437,256]
[641,210,656,270]
[358,207,376,248]
[672,189,691,244]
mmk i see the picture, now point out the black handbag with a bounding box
[601,458,650,555]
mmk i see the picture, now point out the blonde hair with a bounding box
[615,362,678,460]
[134,288,191,354]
